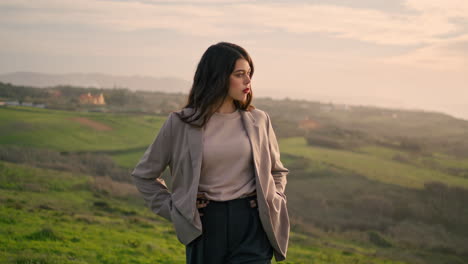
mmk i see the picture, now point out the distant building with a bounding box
[34,104,46,108]
[79,93,106,105]
[49,90,62,98]
[319,103,350,112]
[5,101,20,106]
[334,104,351,111]
[2,101,46,108]
[319,105,333,112]
[298,118,320,130]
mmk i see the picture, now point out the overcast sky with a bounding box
[1,0,467,119]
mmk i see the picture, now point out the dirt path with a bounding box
[71,117,113,131]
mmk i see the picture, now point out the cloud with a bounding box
[405,0,468,18]
[0,0,467,69]
[381,34,468,70]
[1,0,466,42]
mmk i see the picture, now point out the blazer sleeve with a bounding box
[131,112,173,222]
[265,111,289,196]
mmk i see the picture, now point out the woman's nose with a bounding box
[244,75,251,84]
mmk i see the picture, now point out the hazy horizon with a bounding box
[1,0,467,120]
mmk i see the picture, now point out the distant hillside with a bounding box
[2,101,468,263]
[2,71,467,121]
[0,72,191,93]
[2,106,468,263]
[2,81,468,158]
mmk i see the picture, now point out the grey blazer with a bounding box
[131,107,290,261]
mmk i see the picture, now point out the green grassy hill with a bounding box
[0,160,412,264]
[2,105,468,263]
[0,106,163,151]
[280,137,468,189]
[0,106,163,168]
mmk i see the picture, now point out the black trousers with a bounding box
[186,195,273,264]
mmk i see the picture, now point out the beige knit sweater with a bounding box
[198,109,256,201]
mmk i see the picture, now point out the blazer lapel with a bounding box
[185,108,203,187]
[240,109,260,158]
[187,125,202,184]
[240,110,263,195]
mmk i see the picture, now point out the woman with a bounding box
[131,42,290,264]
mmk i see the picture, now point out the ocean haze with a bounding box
[0,72,191,93]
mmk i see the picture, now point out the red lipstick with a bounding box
[243,88,250,93]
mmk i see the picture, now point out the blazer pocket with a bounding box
[275,191,287,202]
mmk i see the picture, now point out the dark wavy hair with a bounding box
[175,42,255,127]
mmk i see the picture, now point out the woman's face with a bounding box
[228,58,251,103]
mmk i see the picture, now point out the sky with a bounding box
[1,0,467,119]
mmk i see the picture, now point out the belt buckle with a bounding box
[196,193,210,216]
[196,198,210,209]
[249,197,258,208]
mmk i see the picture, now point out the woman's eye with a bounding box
[235,73,250,78]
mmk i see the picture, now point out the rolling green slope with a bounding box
[0,106,163,168]
[0,161,410,264]
[2,106,468,264]
[0,106,163,152]
[0,160,186,264]
[357,145,468,175]
[280,137,468,189]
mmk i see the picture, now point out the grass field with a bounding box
[357,145,468,174]
[0,106,164,153]
[0,106,164,168]
[0,160,412,264]
[2,105,468,263]
[280,137,468,189]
